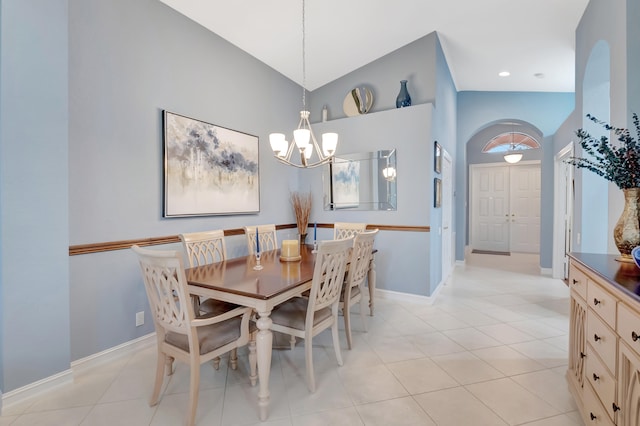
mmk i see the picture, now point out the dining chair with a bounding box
[180,229,227,267]
[340,229,378,349]
[132,245,256,426]
[179,229,241,369]
[265,237,353,393]
[244,224,278,255]
[333,222,367,240]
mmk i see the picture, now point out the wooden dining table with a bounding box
[185,243,377,421]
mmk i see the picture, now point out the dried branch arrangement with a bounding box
[568,113,640,189]
[291,191,312,235]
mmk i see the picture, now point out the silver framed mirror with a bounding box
[323,149,397,211]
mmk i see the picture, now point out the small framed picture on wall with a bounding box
[434,141,442,174]
[434,178,442,208]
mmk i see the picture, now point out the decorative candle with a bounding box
[314,222,317,240]
[282,240,299,258]
[256,230,260,254]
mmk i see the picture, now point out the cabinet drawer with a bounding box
[587,311,617,374]
[583,381,615,425]
[588,280,617,328]
[617,302,640,350]
[569,264,588,300]
[585,344,617,422]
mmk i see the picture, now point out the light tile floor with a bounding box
[1,252,585,425]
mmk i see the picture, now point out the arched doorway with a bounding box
[467,120,543,255]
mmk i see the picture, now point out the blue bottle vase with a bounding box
[396,80,411,108]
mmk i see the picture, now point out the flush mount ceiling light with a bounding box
[504,150,523,163]
[498,71,511,77]
[269,0,337,168]
[503,130,523,164]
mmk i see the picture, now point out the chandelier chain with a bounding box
[301,0,306,109]
[268,0,337,168]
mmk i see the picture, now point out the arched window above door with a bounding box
[482,132,541,153]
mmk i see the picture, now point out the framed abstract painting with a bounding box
[163,110,259,217]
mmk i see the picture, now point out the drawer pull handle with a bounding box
[580,351,586,359]
[613,403,620,412]
[590,412,597,421]
[594,334,601,342]
[632,331,639,342]
[593,298,601,305]
[592,373,600,381]
[572,279,578,285]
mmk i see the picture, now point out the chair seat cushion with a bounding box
[269,297,332,331]
[165,316,242,355]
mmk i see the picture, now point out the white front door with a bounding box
[510,165,541,253]
[470,165,510,252]
[442,150,453,280]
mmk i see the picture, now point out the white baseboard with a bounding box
[376,283,442,305]
[2,369,73,412]
[2,333,156,414]
[540,267,552,276]
[71,333,156,374]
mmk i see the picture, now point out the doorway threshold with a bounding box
[471,249,511,256]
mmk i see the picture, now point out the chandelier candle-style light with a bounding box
[269,0,338,168]
[382,166,396,181]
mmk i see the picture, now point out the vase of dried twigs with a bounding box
[291,191,312,245]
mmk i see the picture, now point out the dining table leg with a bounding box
[255,309,273,421]
[367,254,376,316]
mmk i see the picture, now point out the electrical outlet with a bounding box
[577,232,581,245]
[136,311,144,327]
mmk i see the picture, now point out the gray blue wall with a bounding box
[309,33,457,295]
[67,0,305,364]
[569,0,630,255]
[0,0,70,392]
[456,92,575,265]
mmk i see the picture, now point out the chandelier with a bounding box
[269,0,338,168]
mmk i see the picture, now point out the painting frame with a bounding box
[434,177,442,208]
[434,141,442,174]
[163,110,260,217]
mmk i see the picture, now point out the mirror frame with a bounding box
[323,149,397,211]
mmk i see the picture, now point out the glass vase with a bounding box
[396,80,411,108]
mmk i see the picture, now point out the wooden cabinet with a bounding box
[617,341,640,426]
[567,254,640,425]
[568,265,588,400]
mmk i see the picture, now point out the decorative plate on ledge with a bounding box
[343,86,373,116]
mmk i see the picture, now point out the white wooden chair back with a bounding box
[307,238,353,315]
[244,224,278,255]
[179,229,227,267]
[132,245,194,336]
[347,229,378,291]
[333,222,367,240]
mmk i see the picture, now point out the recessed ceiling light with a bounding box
[498,71,510,77]
[534,73,545,79]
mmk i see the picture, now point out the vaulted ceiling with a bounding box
[159,0,589,92]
